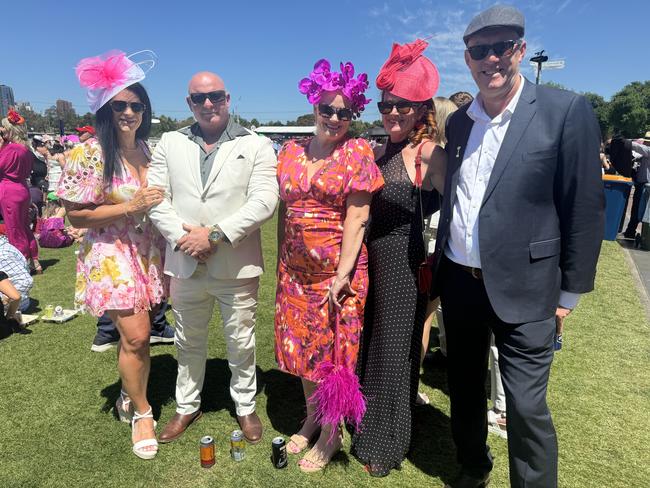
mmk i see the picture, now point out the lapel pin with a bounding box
[456,146,461,158]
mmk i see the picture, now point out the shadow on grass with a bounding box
[99,356,289,422]
[38,258,59,272]
[408,404,458,482]
[260,368,306,436]
[100,353,179,420]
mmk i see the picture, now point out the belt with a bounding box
[457,263,483,280]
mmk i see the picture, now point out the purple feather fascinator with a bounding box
[298,59,371,115]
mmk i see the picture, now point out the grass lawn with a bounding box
[1,216,648,488]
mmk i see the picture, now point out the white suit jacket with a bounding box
[147,125,279,280]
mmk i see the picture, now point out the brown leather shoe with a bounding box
[237,412,263,444]
[158,410,202,444]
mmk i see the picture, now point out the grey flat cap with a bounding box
[463,5,525,43]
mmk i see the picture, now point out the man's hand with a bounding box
[555,306,572,335]
[177,224,213,258]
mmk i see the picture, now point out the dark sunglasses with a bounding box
[317,104,354,121]
[109,101,146,113]
[466,40,520,61]
[377,101,421,115]
[189,90,227,105]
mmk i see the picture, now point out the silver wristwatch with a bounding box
[208,226,226,245]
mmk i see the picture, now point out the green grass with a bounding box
[1,217,649,488]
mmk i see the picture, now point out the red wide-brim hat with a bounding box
[376,39,439,102]
[75,126,96,135]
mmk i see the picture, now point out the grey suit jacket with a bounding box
[434,79,605,324]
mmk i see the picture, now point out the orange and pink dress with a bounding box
[274,137,384,381]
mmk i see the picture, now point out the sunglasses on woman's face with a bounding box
[466,40,520,61]
[318,104,353,121]
[189,90,227,105]
[377,101,420,115]
[109,101,146,113]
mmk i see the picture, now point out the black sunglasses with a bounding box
[109,101,146,113]
[318,104,354,121]
[377,101,421,115]
[189,90,227,105]
[466,40,520,61]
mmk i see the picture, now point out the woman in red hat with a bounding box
[351,39,446,477]
[0,110,41,270]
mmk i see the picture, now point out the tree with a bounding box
[608,81,650,138]
[150,114,179,138]
[584,92,611,138]
[295,114,315,126]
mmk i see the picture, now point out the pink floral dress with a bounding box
[274,137,384,381]
[57,141,167,317]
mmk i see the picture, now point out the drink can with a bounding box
[14,311,23,325]
[554,333,563,351]
[271,436,288,469]
[200,435,215,468]
[44,304,54,318]
[230,429,246,462]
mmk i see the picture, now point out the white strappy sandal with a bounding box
[131,407,158,460]
[116,390,133,423]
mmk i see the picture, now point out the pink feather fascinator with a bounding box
[75,50,156,113]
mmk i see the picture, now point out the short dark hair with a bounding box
[449,91,474,108]
[95,82,152,186]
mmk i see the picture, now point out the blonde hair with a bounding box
[0,117,28,147]
[408,99,438,146]
[433,97,459,147]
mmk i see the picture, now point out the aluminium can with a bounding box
[200,435,216,468]
[271,436,288,469]
[230,429,246,462]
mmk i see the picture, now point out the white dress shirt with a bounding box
[445,76,579,310]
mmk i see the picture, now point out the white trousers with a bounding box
[489,333,506,412]
[170,264,259,416]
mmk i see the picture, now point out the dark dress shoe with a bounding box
[237,412,263,444]
[445,470,490,488]
[158,410,202,444]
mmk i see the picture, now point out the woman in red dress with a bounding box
[274,59,383,472]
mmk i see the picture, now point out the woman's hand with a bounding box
[125,182,165,215]
[323,274,357,311]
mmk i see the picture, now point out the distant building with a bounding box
[56,99,75,118]
[15,101,33,112]
[0,85,15,117]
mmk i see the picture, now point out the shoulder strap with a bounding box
[415,142,430,256]
[414,143,425,189]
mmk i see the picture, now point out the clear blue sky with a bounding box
[3,0,648,123]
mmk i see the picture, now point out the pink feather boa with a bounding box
[310,360,366,441]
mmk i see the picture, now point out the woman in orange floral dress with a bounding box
[275,59,383,472]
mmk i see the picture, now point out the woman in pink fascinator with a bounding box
[57,50,167,460]
[351,38,447,477]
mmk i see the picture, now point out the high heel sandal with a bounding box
[287,427,321,455]
[131,407,158,460]
[115,390,133,423]
[298,426,342,473]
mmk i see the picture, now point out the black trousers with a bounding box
[624,182,644,236]
[440,256,558,488]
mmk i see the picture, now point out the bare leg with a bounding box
[287,378,321,453]
[108,309,155,452]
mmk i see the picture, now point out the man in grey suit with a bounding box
[433,5,605,488]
